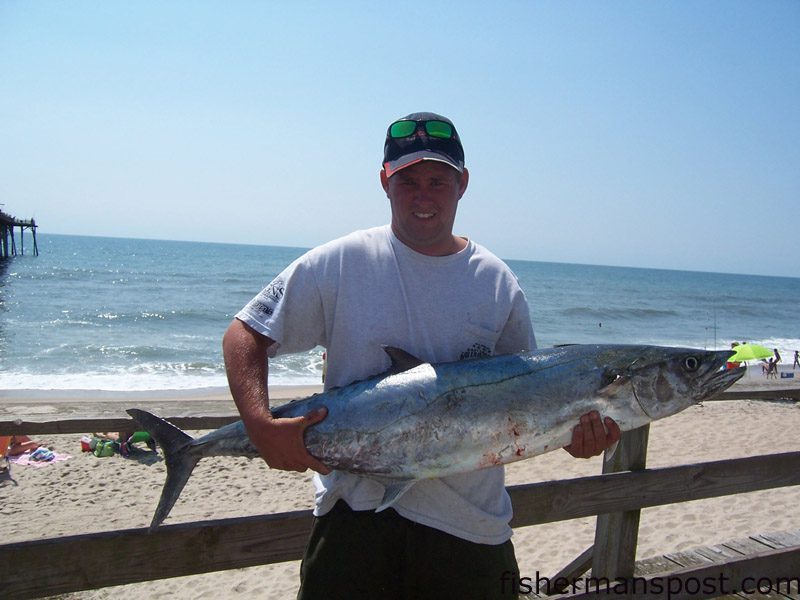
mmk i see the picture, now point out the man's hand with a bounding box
[564,411,621,459]
[245,407,332,474]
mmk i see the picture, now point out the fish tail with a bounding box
[127,408,200,530]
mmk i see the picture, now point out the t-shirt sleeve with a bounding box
[495,287,537,355]
[235,255,326,357]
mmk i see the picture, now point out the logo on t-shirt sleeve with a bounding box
[250,278,285,317]
[263,279,285,303]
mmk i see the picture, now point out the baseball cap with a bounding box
[382,112,465,177]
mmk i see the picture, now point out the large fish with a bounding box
[129,344,744,529]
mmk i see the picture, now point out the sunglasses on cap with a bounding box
[388,119,455,140]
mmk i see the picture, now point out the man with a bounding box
[223,112,619,599]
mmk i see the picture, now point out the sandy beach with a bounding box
[2,365,800,599]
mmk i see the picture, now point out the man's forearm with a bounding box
[222,319,330,473]
[223,319,273,424]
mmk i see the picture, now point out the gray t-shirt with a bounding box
[236,225,536,544]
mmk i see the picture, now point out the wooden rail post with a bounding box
[591,424,650,578]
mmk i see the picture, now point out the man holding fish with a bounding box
[223,112,621,599]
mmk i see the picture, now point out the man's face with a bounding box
[380,160,469,256]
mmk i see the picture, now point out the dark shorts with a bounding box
[297,500,520,600]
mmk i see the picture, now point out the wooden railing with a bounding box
[2,393,799,599]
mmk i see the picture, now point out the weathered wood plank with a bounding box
[592,425,649,579]
[660,545,793,600]
[758,530,800,549]
[0,415,239,435]
[722,536,776,556]
[664,548,717,568]
[737,583,795,599]
[688,546,792,599]
[510,451,800,528]
[633,555,685,577]
[0,397,306,435]
[659,536,800,600]
[0,510,315,599]
[746,534,800,597]
[695,544,745,563]
[553,544,800,600]
[519,591,548,599]
[547,545,594,594]
[717,389,800,401]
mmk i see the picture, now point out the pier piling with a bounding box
[0,209,38,258]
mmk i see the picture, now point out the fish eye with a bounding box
[683,356,700,372]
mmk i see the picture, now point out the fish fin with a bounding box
[382,346,425,374]
[597,374,630,398]
[375,479,416,512]
[127,408,200,530]
[603,439,620,463]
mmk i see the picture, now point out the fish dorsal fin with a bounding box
[375,479,417,512]
[382,346,425,374]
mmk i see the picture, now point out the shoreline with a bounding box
[0,384,323,404]
[2,362,798,405]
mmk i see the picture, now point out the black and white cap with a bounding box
[382,112,465,177]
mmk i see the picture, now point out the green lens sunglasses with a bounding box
[389,119,454,140]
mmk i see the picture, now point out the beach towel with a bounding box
[9,451,71,467]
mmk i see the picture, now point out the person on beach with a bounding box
[0,435,40,457]
[766,358,778,379]
[1,435,41,475]
[794,350,799,370]
[223,112,621,599]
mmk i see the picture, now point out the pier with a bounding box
[0,208,38,258]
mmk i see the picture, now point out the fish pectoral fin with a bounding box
[603,439,620,463]
[382,346,426,374]
[597,374,630,398]
[375,479,417,512]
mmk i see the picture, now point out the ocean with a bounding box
[1,233,798,391]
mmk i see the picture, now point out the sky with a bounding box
[1,1,798,277]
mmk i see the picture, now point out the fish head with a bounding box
[621,347,745,420]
